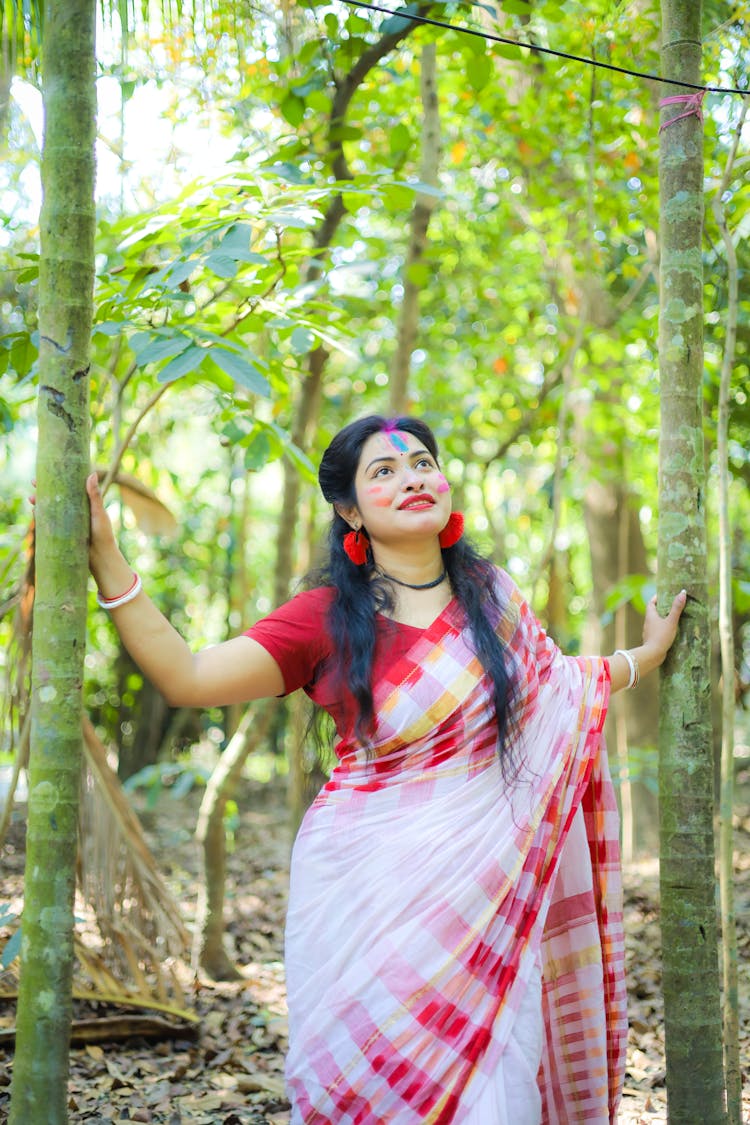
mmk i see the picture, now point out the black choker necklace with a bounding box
[379,569,447,591]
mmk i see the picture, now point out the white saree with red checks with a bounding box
[285,570,626,1123]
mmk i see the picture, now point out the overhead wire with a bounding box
[340,0,750,98]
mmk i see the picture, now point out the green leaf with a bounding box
[342,192,363,214]
[136,334,191,367]
[602,574,654,622]
[329,125,363,142]
[492,43,523,61]
[734,579,750,614]
[307,89,330,113]
[162,259,197,288]
[380,2,418,35]
[468,52,492,91]
[93,320,126,337]
[157,345,205,383]
[0,928,22,969]
[390,122,412,155]
[281,93,306,127]
[9,333,37,377]
[219,224,268,264]
[290,326,315,354]
[382,184,415,211]
[211,349,271,397]
[282,437,317,483]
[244,430,273,471]
[296,39,323,66]
[205,253,238,279]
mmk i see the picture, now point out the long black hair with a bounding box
[315,415,517,765]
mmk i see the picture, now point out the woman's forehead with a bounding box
[358,429,423,464]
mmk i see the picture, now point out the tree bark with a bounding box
[389,41,441,414]
[9,2,96,1122]
[712,99,747,1125]
[193,703,278,979]
[657,2,726,1119]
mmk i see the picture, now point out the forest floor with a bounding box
[2,766,750,1124]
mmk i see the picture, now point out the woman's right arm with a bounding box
[87,473,285,709]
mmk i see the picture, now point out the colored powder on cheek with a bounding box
[365,485,392,506]
[436,474,451,494]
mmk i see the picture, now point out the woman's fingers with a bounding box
[644,589,687,655]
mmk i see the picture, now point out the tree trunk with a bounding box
[583,479,660,856]
[712,99,747,1125]
[388,40,441,414]
[193,703,278,979]
[9,3,96,1122]
[657,2,726,1120]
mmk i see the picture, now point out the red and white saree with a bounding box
[284,570,626,1123]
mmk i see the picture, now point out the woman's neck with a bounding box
[369,543,444,589]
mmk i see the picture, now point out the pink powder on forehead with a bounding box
[381,423,410,454]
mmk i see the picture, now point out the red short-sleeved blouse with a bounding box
[244,586,423,739]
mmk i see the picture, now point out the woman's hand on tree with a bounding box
[641,589,687,665]
[610,588,687,693]
[86,471,135,598]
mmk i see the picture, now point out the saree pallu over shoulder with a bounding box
[285,570,625,1124]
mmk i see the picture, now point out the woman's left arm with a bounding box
[609,589,687,694]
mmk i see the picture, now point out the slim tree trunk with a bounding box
[657,2,726,1120]
[712,99,747,1125]
[388,40,441,414]
[9,3,96,1122]
[193,703,277,979]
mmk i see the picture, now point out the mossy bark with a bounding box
[8,3,96,1122]
[657,1,726,1120]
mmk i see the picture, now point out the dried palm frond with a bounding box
[79,716,190,967]
[1,719,195,1029]
[95,467,178,538]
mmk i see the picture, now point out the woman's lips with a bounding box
[399,497,435,510]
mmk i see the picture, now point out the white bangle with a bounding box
[614,648,640,689]
[97,573,142,610]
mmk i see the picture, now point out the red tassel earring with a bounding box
[343,528,370,565]
[439,512,464,549]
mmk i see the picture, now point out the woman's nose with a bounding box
[402,467,424,489]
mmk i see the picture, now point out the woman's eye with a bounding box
[374,466,392,477]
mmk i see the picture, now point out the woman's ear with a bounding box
[334,503,361,530]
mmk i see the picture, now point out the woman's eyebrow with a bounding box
[364,448,432,473]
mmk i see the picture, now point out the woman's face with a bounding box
[342,428,452,548]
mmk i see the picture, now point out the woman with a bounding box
[88,415,686,1124]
